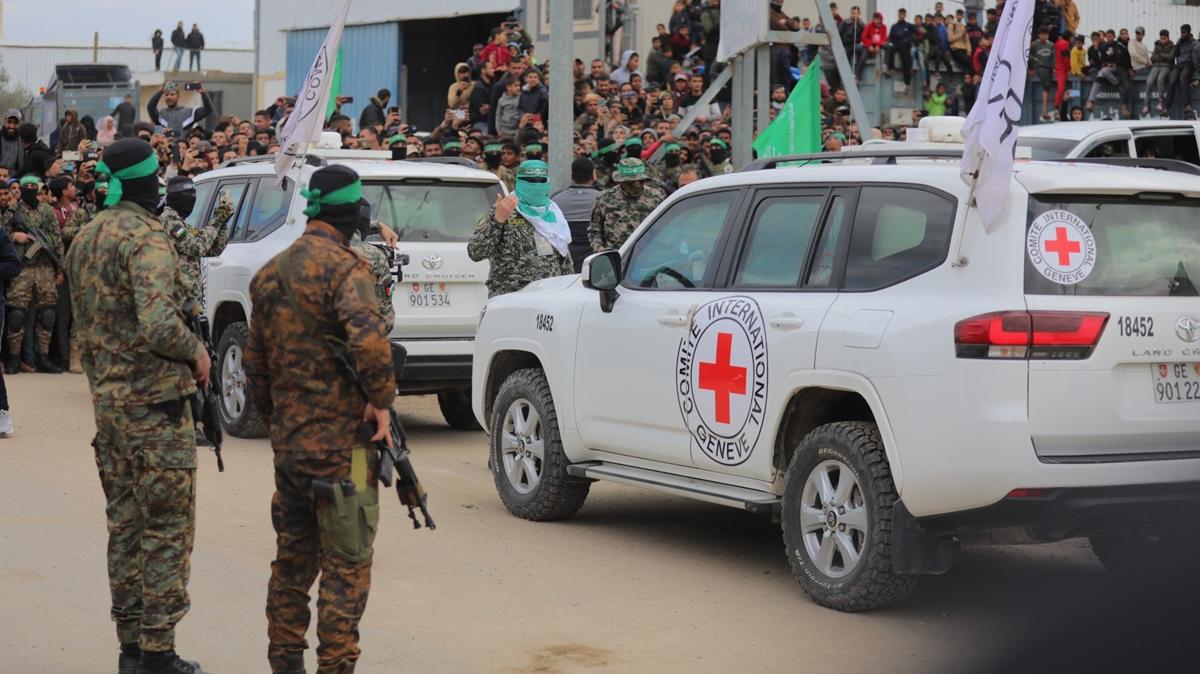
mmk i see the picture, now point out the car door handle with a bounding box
[769,315,804,330]
[207,259,223,267]
[657,312,688,327]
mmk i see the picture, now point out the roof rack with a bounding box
[740,148,964,171]
[219,154,326,169]
[1047,157,1200,177]
[403,156,482,169]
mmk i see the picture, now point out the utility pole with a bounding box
[549,0,573,191]
[93,32,100,64]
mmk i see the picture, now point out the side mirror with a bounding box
[582,250,621,313]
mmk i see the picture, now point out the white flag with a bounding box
[274,0,353,182]
[960,0,1035,231]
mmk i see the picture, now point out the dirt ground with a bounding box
[2,373,1194,674]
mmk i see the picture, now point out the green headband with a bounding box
[618,162,646,178]
[484,143,503,152]
[386,134,406,145]
[593,142,619,157]
[444,140,462,149]
[664,143,681,152]
[709,138,729,149]
[624,137,643,147]
[525,143,543,153]
[18,175,41,187]
[94,152,160,207]
[300,180,362,218]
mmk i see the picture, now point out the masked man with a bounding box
[160,177,234,307]
[5,174,65,373]
[588,158,667,252]
[467,159,574,297]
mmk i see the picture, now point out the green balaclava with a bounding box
[514,159,551,211]
[94,138,162,212]
[300,164,364,241]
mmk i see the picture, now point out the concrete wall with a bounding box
[0,44,253,96]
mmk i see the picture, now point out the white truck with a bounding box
[472,145,1200,610]
[191,144,504,436]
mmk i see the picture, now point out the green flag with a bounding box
[752,56,822,158]
[324,47,344,119]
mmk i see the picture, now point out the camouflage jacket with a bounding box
[244,221,396,453]
[60,206,91,248]
[588,183,667,252]
[349,231,395,331]
[64,201,200,406]
[5,200,64,269]
[163,193,234,302]
[467,207,574,298]
[490,165,516,193]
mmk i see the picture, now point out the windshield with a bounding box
[1025,195,1200,297]
[362,180,502,243]
[1016,136,1080,160]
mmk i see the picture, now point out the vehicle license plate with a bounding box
[408,282,451,308]
[1152,363,1200,404]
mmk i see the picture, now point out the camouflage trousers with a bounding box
[6,263,57,354]
[267,450,379,674]
[92,399,197,652]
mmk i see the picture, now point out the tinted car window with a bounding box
[362,181,502,243]
[217,180,251,241]
[806,195,848,288]
[843,186,955,290]
[734,195,824,288]
[182,181,215,228]
[624,190,735,289]
[243,177,294,241]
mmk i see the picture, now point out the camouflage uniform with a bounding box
[588,160,667,252]
[244,220,396,674]
[490,165,516,193]
[349,232,394,331]
[5,199,64,355]
[162,193,234,305]
[468,207,574,297]
[64,200,202,654]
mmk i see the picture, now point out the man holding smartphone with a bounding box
[146,82,213,134]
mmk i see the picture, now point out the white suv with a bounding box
[1018,120,1200,165]
[472,147,1200,610]
[192,146,504,436]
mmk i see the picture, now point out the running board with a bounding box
[566,462,780,514]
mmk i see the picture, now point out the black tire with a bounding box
[438,390,482,431]
[1090,533,1200,579]
[781,421,918,612]
[489,368,589,521]
[214,321,268,439]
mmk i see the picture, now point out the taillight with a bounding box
[954,311,1109,360]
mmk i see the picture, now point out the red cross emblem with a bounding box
[1044,226,1081,267]
[698,332,747,424]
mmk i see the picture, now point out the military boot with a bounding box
[278,653,306,674]
[35,352,62,374]
[119,648,140,674]
[137,651,211,674]
[3,355,19,375]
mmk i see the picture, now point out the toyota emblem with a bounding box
[1176,316,1200,343]
[421,254,444,271]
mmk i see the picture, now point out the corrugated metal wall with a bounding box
[286,22,401,127]
[870,0,1198,34]
[0,45,254,94]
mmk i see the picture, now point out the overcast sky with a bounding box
[3,0,254,48]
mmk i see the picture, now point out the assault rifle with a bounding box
[331,339,435,530]
[9,209,62,271]
[182,299,224,471]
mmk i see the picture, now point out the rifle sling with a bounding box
[276,246,372,492]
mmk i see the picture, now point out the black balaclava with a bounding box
[302,164,363,242]
[18,173,40,206]
[98,138,162,214]
[165,176,197,219]
[356,198,372,240]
